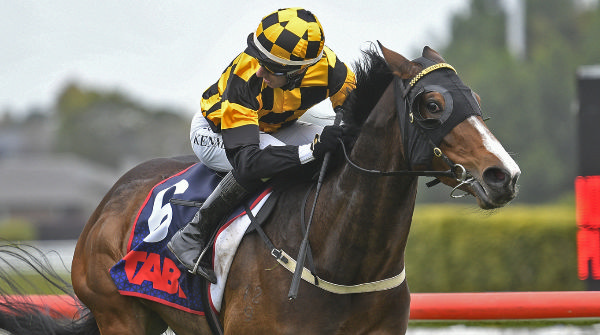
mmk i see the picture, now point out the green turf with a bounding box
[0,272,72,295]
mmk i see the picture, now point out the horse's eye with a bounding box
[426,102,441,113]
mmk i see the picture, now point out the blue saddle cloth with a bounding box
[109,163,264,315]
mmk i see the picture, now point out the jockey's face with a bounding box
[256,66,288,88]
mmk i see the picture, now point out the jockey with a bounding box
[168,7,356,283]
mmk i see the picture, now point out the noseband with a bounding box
[340,60,483,187]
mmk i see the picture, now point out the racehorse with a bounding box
[0,43,520,335]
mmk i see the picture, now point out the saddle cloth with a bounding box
[109,163,272,315]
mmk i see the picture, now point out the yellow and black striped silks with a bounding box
[200,41,356,136]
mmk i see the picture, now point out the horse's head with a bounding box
[379,42,521,209]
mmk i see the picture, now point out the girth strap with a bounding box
[273,249,406,294]
[243,203,407,295]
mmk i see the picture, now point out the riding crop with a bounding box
[288,109,343,300]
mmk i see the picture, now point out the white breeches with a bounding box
[190,114,323,172]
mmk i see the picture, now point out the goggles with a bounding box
[258,60,304,77]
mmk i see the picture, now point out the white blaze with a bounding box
[468,116,521,176]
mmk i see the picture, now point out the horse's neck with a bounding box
[315,84,417,283]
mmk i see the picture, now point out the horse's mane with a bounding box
[275,47,395,186]
[342,46,394,129]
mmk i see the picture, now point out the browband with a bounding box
[409,63,456,87]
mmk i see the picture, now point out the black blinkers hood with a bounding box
[396,56,482,169]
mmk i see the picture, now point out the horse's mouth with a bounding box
[470,179,516,210]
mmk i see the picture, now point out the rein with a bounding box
[339,137,466,181]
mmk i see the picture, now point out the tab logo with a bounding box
[123,251,187,299]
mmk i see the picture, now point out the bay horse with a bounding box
[1,43,520,335]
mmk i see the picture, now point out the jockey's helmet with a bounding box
[248,8,325,76]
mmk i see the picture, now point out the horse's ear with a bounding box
[377,41,420,79]
[422,46,446,63]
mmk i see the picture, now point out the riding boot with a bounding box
[167,172,250,283]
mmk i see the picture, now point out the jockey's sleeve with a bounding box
[222,124,312,188]
[226,144,301,187]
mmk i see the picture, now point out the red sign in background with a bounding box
[576,175,600,280]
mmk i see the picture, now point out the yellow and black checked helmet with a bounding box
[249,8,325,74]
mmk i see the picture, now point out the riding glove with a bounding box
[312,125,344,160]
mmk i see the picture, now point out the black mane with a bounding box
[342,47,394,128]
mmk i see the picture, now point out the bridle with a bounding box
[338,61,478,190]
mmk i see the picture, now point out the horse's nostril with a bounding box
[483,167,508,187]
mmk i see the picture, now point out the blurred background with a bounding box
[1,0,598,296]
[2,1,600,333]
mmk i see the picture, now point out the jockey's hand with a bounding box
[312,125,344,160]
